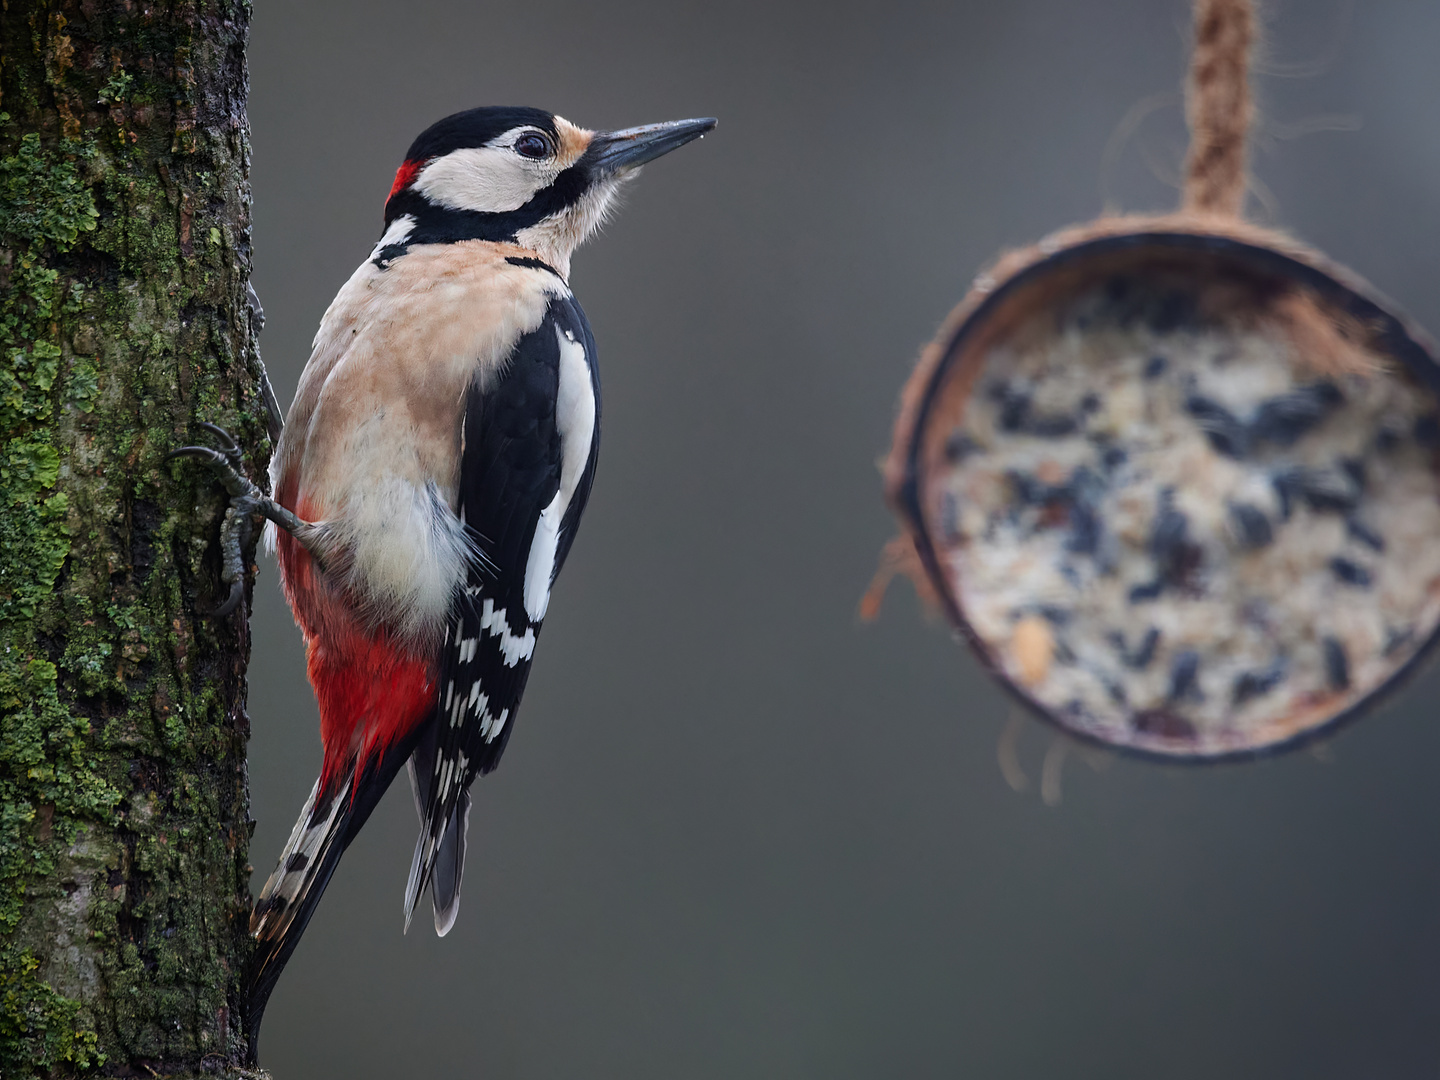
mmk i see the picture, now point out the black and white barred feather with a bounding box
[248,727,422,1054]
[404,287,600,932]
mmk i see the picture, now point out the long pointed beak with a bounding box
[588,117,717,175]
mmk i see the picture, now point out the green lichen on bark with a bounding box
[1,2,269,1075]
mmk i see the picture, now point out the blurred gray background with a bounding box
[244,1,1440,1076]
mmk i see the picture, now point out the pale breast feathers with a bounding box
[271,246,568,644]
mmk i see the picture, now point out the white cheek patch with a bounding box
[413,146,554,214]
[521,325,596,622]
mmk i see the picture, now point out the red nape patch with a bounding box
[387,158,423,202]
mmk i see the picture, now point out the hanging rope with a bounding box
[1183,0,1254,216]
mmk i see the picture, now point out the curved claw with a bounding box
[166,444,230,466]
[170,423,260,621]
[169,421,316,622]
[167,423,243,465]
[196,422,244,465]
[169,439,258,501]
[211,578,245,618]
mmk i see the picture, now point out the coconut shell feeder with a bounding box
[877,0,1440,760]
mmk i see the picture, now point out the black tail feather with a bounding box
[405,720,472,936]
[428,791,470,936]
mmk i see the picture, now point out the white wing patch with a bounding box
[524,495,563,622]
[522,324,596,622]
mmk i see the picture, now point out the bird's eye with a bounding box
[514,133,551,159]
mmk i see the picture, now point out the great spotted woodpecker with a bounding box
[174,106,714,1041]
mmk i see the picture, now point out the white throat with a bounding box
[514,176,627,282]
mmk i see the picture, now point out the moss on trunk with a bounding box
[0,1,269,1074]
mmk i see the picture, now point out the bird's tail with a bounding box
[245,733,419,1061]
[404,720,472,936]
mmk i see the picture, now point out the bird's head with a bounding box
[380,106,715,278]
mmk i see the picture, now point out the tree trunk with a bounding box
[0,1,269,1075]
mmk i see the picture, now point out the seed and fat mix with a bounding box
[935,272,1440,756]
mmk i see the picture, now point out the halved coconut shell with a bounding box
[885,214,1440,759]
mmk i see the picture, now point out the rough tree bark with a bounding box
[0,1,269,1075]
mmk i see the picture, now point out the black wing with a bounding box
[405,290,600,928]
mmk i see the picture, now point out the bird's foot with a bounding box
[169,423,315,616]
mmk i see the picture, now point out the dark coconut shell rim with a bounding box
[887,225,1440,762]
